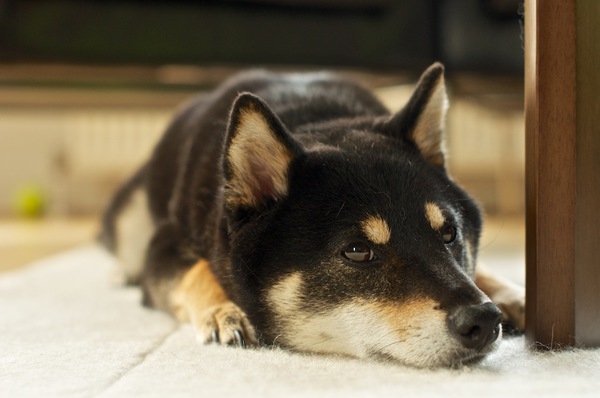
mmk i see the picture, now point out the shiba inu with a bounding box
[101,63,525,368]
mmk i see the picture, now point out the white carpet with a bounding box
[1,245,599,397]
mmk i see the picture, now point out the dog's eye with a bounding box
[342,242,375,263]
[441,224,457,244]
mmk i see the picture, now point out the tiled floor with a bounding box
[0,216,525,285]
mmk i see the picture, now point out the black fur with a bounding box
[102,65,497,363]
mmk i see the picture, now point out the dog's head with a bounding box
[220,63,502,368]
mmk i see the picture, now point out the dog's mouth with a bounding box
[366,342,498,369]
[364,321,503,369]
[450,333,503,368]
[266,274,504,369]
[448,351,488,368]
[367,337,499,369]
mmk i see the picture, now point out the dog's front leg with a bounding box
[171,259,258,347]
[475,263,525,332]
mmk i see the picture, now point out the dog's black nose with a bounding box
[448,302,502,351]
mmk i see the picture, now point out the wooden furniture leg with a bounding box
[525,0,600,348]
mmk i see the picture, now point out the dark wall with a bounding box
[0,0,523,74]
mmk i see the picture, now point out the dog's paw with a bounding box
[192,302,258,347]
[493,287,525,332]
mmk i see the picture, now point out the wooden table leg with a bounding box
[525,0,600,348]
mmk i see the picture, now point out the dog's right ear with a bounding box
[382,63,448,167]
[223,93,304,211]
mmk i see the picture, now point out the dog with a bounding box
[101,63,525,368]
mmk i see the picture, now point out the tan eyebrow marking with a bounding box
[425,202,446,230]
[361,215,391,245]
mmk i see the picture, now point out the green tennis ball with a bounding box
[13,185,46,218]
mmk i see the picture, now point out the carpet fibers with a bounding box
[1,245,599,397]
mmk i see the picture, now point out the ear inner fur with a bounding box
[411,74,448,166]
[384,63,448,166]
[224,94,300,210]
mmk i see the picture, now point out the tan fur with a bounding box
[424,202,445,230]
[171,259,257,345]
[372,297,442,331]
[412,74,448,166]
[361,215,392,245]
[267,272,304,317]
[267,272,495,367]
[475,263,525,330]
[227,107,293,209]
[114,189,154,284]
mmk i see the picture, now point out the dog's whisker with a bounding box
[372,339,406,353]
[336,202,346,218]
[368,327,408,353]
[302,335,338,349]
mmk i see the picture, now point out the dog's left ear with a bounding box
[383,63,448,167]
[223,93,304,211]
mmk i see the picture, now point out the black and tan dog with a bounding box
[101,63,525,368]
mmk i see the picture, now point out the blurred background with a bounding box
[0,0,525,280]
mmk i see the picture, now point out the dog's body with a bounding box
[101,64,524,368]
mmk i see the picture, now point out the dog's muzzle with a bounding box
[447,302,502,352]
